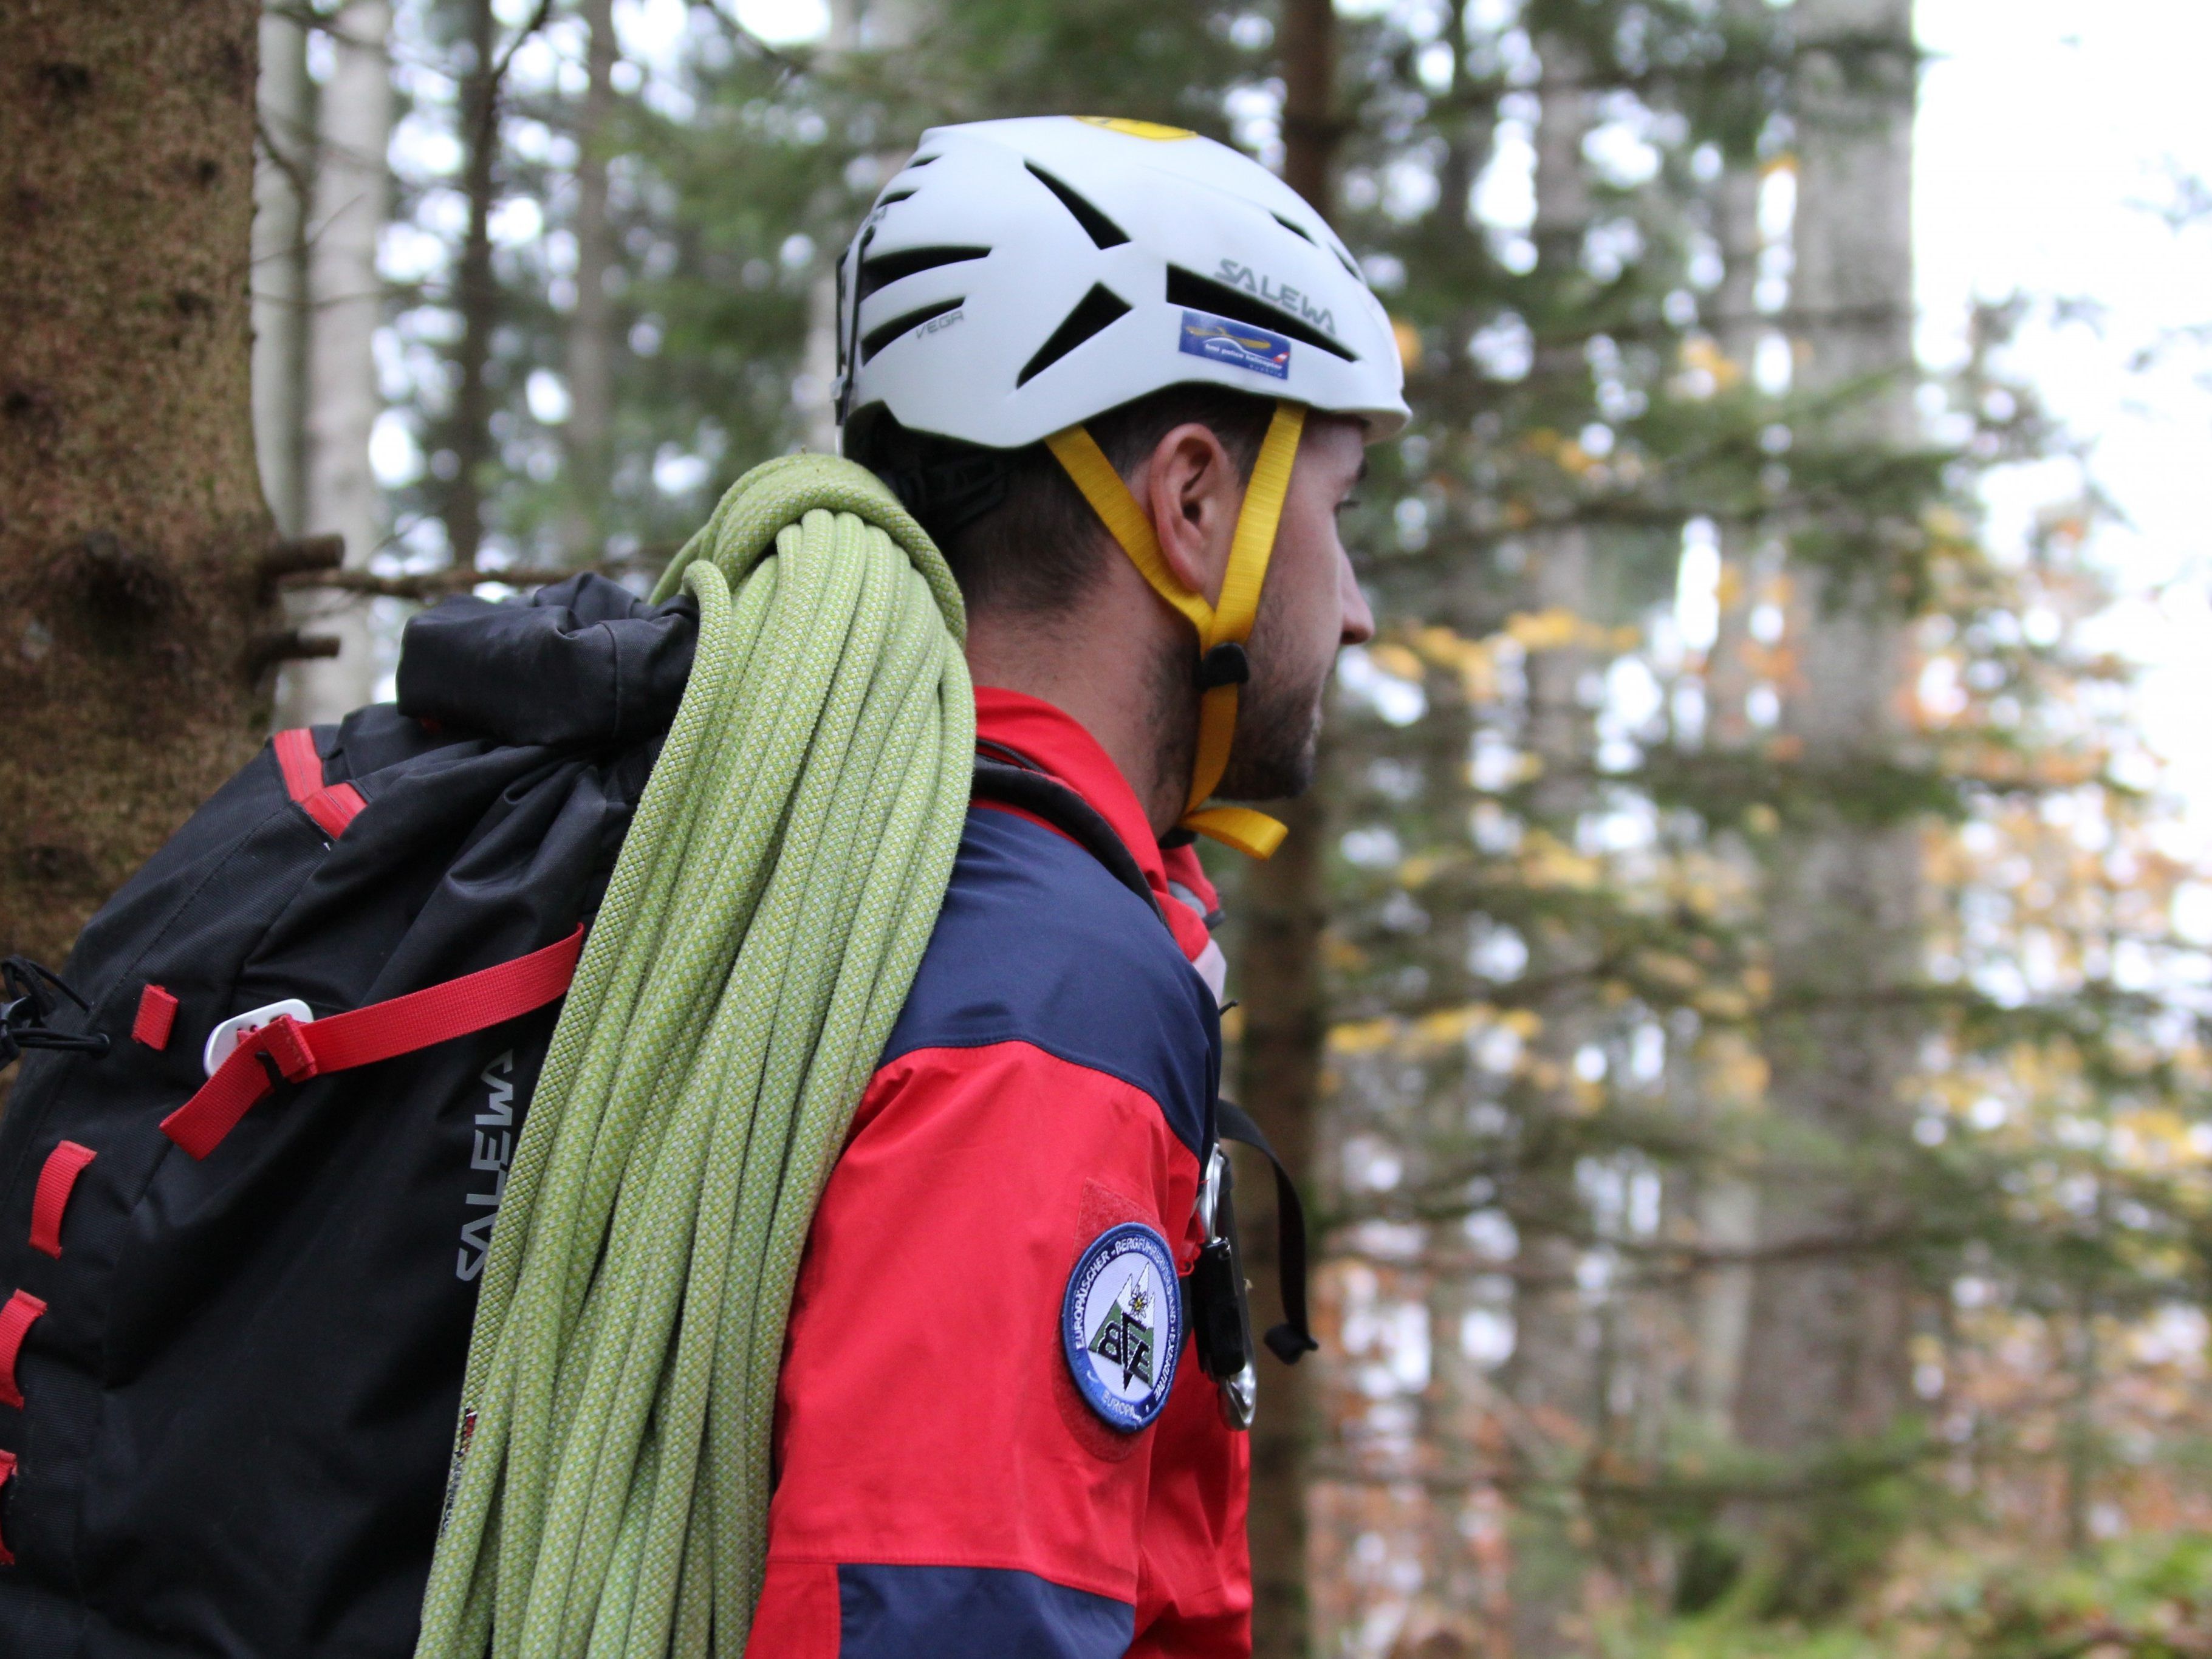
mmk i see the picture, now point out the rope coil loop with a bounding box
[416,455,974,1659]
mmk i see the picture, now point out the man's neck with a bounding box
[964,592,1192,840]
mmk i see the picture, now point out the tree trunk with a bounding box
[1704,101,1765,758]
[801,0,864,459]
[1408,7,1505,1633]
[804,0,919,457]
[277,0,390,725]
[1688,123,1766,1435]
[1238,7,1338,1654]
[443,0,500,571]
[1495,33,1600,1657]
[1238,789,1326,1659]
[1732,0,1919,1606]
[800,268,844,457]
[560,0,617,563]
[0,1,273,974]
[252,2,310,539]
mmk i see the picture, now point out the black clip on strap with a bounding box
[1196,641,1250,691]
[1214,1099,1318,1364]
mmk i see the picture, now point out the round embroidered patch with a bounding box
[1061,1222,1182,1432]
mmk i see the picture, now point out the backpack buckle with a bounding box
[203,999,313,1078]
[256,1014,319,1084]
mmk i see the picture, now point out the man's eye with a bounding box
[1336,496,1363,513]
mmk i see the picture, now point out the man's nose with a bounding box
[1338,548,1375,646]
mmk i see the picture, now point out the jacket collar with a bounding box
[973,686,1213,963]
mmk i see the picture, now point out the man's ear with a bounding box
[1139,423,1242,606]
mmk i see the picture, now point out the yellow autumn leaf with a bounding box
[1634,951,1704,991]
[1519,830,1601,890]
[1416,1007,1478,1046]
[1922,504,1971,543]
[1367,641,1425,682]
[1677,334,1744,391]
[1392,317,1422,374]
[1399,852,1443,888]
[1327,1017,1399,1055]
[1697,987,1752,1020]
[1504,607,1584,651]
[1324,935,1369,971]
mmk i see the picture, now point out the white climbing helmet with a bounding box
[833,115,1409,448]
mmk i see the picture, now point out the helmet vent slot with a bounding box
[1024,163,1130,249]
[1016,284,1132,386]
[857,244,989,303]
[1166,265,1357,361]
[861,296,965,363]
[1270,213,1317,245]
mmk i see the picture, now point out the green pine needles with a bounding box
[414,456,974,1659]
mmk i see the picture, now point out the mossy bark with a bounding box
[0,0,273,971]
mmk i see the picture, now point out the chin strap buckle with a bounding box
[1196,641,1251,691]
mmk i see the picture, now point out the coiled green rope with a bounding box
[415,455,974,1659]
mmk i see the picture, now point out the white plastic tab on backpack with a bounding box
[203,1000,314,1078]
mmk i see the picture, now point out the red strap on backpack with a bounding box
[29,1142,97,1259]
[0,1446,16,1565]
[159,926,585,1161]
[132,983,179,1050]
[273,728,366,840]
[0,1290,47,1410]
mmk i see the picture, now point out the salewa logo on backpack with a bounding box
[456,1051,517,1281]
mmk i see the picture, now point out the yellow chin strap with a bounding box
[1044,400,1306,860]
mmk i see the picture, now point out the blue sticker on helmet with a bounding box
[1061,1222,1182,1432]
[1179,309,1291,380]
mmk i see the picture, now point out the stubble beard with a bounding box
[1148,599,1330,814]
[1214,651,1326,802]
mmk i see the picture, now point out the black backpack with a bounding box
[0,576,693,1658]
[0,574,1317,1659]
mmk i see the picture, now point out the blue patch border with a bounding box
[1177,308,1292,381]
[1061,1221,1182,1432]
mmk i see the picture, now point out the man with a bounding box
[746,115,1407,1657]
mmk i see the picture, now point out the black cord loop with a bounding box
[0,956,109,1067]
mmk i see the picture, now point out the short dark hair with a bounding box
[846,383,1277,616]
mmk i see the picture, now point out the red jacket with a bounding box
[745,688,1248,1657]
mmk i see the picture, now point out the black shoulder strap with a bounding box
[1216,1100,1318,1364]
[971,758,1162,922]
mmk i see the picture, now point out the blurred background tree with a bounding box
[1,0,282,974]
[21,0,2207,1654]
